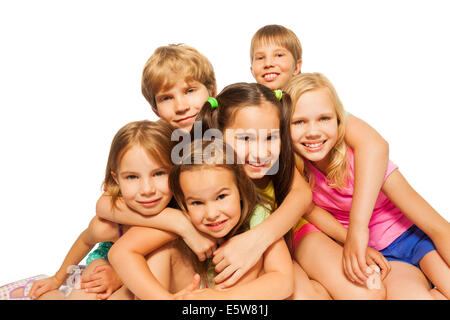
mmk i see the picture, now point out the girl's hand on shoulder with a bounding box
[80,264,122,300]
[212,229,264,288]
[365,246,391,281]
[343,226,370,285]
[29,276,62,299]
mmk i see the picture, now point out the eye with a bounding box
[186,87,196,94]
[190,200,203,206]
[266,134,279,141]
[153,170,167,177]
[319,116,331,121]
[276,53,284,57]
[236,135,253,141]
[255,55,264,60]
[217,193,227,200]
[158,95,172,103]
[126,175,138,180]
[293,120,304,125]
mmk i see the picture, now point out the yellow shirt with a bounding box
[255,180,308,232]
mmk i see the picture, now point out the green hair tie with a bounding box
[273,89,283,101]
[207,97,218,109]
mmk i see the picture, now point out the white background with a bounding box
[0,0,449,286]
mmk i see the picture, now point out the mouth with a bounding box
[205,219,228,232]
[175,114,197,125]
[263,73,279,82]
[245,160,271,171]
[137,198,161,208]
[302,140,326,152]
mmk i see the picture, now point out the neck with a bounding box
[311,153,331,175]
[252,175,270,189]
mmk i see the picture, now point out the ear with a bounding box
[250,65,255,78]
[293,59,302,75]
[111,171,119,185]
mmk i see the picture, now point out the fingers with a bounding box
[212,248,223,265]
[352,254,368,284]
[96,289,112,300]
[214,264,238,285]
[368,252,391,280]
[216,269,242,289]
[185,274,201,292]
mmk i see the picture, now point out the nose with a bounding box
[305,122,321,139]
[205,202,221,221]
[140,178,156,196]
[174,96,190,114]
[264,55,274,68]
[248,139,269,164]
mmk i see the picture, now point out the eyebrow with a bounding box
[185,187,231,202]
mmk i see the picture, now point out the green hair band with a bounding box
[273,89,283,101]
[207,97,218,109]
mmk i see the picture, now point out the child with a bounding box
[28,120,176,300]
[250,24,391,284]
[285,72,450,299]
[94,44,219,264]
[141,43,217,132]
[108,139,294,299]
[195,82,329,299]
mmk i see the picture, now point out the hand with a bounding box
[212,229,265,288]
[343,226,370,285]
[29,276,62,299]
[182,227,218,262]
[365,247,391,281]
[172,274,201,300]
[80,264,122,300]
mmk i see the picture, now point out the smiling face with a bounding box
[112,144,172,215]
[290,87,339,172]
[251,42,302,90]
[180,167,241,238]
[154,77,210,131]
[224,103,281,183]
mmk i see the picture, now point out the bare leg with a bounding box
[419,250,450,299]
[289,261,331,300]
[295,231,386,300]
[383,260,438,300]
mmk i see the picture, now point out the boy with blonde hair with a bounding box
[141,44,217,131]
[250,24,303,90]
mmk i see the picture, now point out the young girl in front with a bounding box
[108,139,293,299]
[285,72,450,299]
[28,120,177,300]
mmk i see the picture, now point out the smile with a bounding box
[302,140,326,151]
[263,73,279,81]
[205,219,228,232]
[138,198,161,208]
[246,160,270,170]
[175,114,197,124]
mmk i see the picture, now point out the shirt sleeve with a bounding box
[249,204,271,229]
[383,160,398,183]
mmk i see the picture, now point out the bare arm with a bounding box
[212,168,312,286]
[29,216,118,298]
[382,169,450,265]
[182,238,294,300]
[343,114,389,283]
[97,195,216,261]
[304,205,347,244]
[108,226,177,299]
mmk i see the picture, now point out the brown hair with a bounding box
[250,24,302,64]
[196,82,295,207]
[103,119,176,206]
[169,139,264,280]
[141,44,216,113]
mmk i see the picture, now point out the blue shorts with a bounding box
[380,225,436,269]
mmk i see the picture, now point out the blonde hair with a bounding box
[103,119,175,206]
[284,73,350,189]
[250,24,302,64]
[141,44,216,112]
